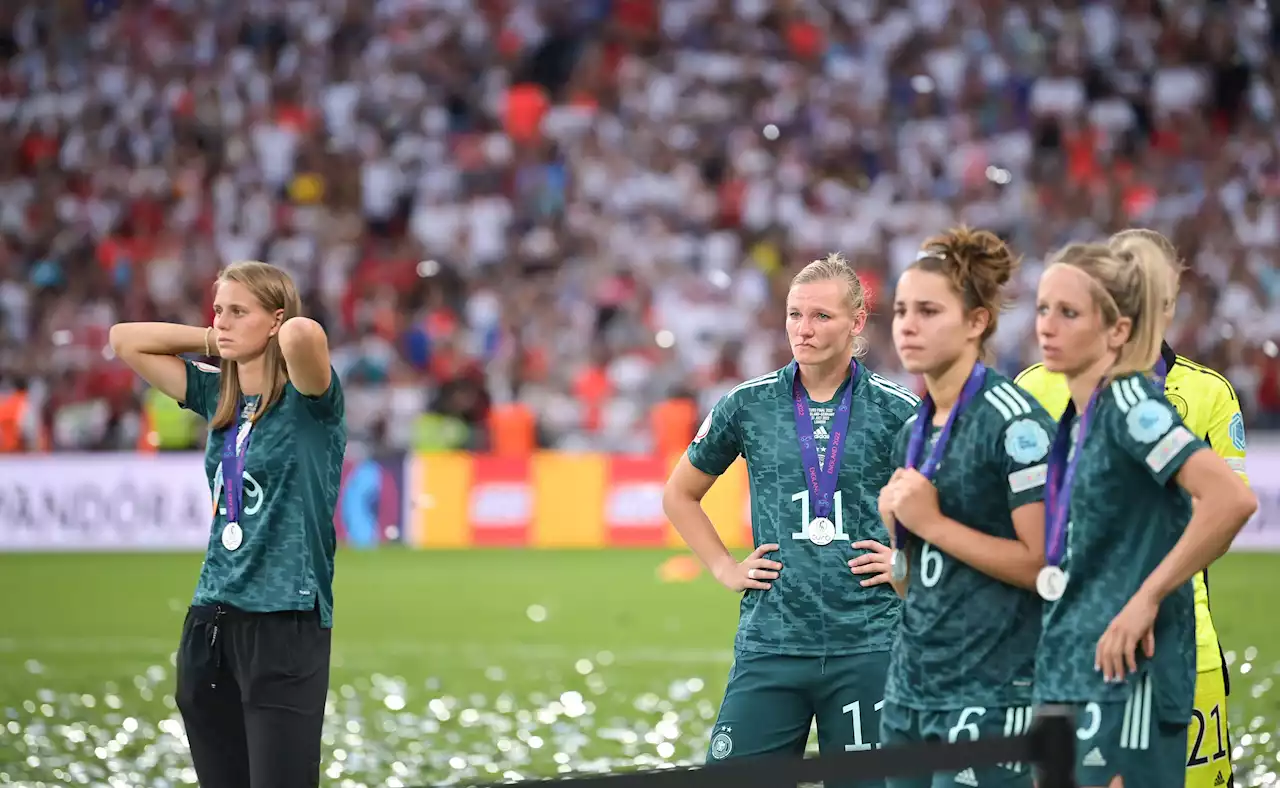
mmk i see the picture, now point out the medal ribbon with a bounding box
[1043,388,1101,568]
[791,359,859,520]
[220,398,256,526]
[1152,354,1168,392]
[898,361,988,550]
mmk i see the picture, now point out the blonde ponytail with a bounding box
[1110,237,1171,378]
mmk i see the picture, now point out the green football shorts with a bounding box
[705,649,890,788]
[879,700,1036,788]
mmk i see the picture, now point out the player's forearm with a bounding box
[916,515,1041,590]
[662,494,735,578]
[1139,494,1256,604]
[109,322,216,357]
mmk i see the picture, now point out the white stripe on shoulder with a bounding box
[1110,378,1136,412]
[868,378,919,405]
[987,383,1031,419]
[983,389,1013,420]
[193,361,220,374]
[728,372,779,396]
[868,372,917,399]
[994,382,1032,415]
[1126,377,1148,403]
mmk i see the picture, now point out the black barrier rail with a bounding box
[456,706,1078,788]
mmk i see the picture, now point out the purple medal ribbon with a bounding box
[791,359,859,521]
[897,361,988,550]
[221,398,256,526]
[1043,388,1101,568]
[1152,355,1168,392]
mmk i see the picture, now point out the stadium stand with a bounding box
[0,0,1277,459]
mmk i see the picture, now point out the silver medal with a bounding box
[890,548,908,582]
[1036,566,1067,601]
[222,522,243,552]
[808,517,835,546]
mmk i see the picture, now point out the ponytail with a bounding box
[1109,237,1171,378]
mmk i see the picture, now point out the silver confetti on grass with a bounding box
[0,658,719,786]
[2,654,1276,786]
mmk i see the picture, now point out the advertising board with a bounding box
[0,438,1276,552]
[0,453,213,551]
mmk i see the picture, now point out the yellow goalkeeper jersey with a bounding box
[1014,342,1248,689]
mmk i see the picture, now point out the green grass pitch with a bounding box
[1,549,1277,786]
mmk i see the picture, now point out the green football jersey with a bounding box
[180,359,347,628]
[687,363,919,657]
[883,371,1054,710]
[1034,372,1204,722]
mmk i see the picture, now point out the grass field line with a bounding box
[0,636,735,666]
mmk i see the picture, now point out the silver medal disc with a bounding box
[808,517,836,546]
[222,522,243,552]
[1036,566,1067,601]
[890,549,908,582]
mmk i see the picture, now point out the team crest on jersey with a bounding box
[1004,419,1051,464]
[1126,399,1173,444]
[710,730,733,759]
[1229,412,1247,451]
[1165,390,1188,419]
[693,412,713,444]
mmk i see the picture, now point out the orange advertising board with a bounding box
[405,452,753,549]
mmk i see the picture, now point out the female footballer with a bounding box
[663,253,918,784]
[877,227,1054,788]
[1015,229,1249,788]
[1030,239,1256,788]
[110,260,346,788]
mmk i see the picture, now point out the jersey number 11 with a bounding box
[791,489,851,542]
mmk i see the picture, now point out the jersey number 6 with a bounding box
[920,543,944,587]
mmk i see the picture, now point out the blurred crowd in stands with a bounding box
[1,0,1279,455]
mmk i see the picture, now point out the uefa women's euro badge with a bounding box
[1126,399,1174,444]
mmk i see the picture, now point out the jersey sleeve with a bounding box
[180,358,221,422]
[1105,376,1209,487]
[1202,378,1250,485]
[891,417,912,469]
[686,393,742,476]
[295,366,345,424]
[997,410,1056,510]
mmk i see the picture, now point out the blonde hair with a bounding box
[1045,238,1172,379]
[790,253,870,357]
[1109,228,1182,318]
[211,261,303,430]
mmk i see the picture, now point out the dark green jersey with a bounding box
[884,372,1054,710]
[687,363,919,657]
[181,359,347,628]
[1034,372,1204,721]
